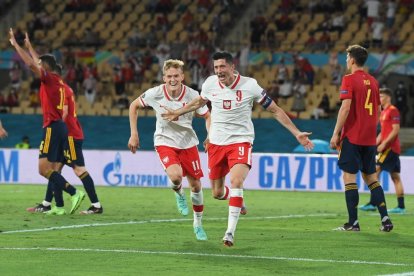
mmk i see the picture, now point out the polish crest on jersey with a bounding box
[138,84,208,149]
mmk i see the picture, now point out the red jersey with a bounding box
[39,68,65,127]
[63,83,84,140]
[380,105,401,154]
[339,70,380,146]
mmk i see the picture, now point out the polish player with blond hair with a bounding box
[162,52,313,247]
[128,59,211,241]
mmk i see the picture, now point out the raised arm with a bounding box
[9,28,41,77]
[161,95,208,121]
[128,97,145,153]
[24,32,40,64]
[266,101,313,150]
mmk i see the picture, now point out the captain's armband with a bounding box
[259,90,273,109]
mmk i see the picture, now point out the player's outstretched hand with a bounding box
[330,134,340,150]
[128,135,140,154]
[24,32,31,48]
[9,28,17,47]
[161,106,179,122]
[296,132,314,151]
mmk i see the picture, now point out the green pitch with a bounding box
[0,184,413,276]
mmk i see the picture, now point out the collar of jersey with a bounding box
[218,73,240,89]
[163,84,186,101]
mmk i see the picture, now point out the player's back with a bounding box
[340,70,380,146]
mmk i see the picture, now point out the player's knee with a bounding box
[212,189,223,199]
[169,174,182,186]
[73,166,87,177]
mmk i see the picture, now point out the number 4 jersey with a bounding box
[139,84,208,149]
[339,70,380,146]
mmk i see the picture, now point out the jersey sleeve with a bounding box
[138,87,155,108]
[339,75,353,100]
[200,81,210,101]
[389,107,401,125]
[250,79,266,103]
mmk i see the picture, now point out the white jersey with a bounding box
[139,84,208,149]
[200,74,266,145]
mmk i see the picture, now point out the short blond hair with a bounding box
[163,59,184,74]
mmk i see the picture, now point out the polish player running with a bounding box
[128,59,211,241]
[162,52,313,247]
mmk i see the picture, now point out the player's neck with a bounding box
[382,103,391,109]
[351,66,364,73]
[221,75,236,87]
[166,84,182,98]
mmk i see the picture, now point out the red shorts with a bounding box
[207,142,252,179]
[155,145,203,179]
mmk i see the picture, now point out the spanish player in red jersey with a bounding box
[22,33,102,214]
[360,88,406,214]
[330,45,393,232]
[9,29,85,215]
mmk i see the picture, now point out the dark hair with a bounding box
[346,45,368,67]
[39,54,57,71]
[379,87,392,97]
[55,64,63,75]
[212,51,234,64]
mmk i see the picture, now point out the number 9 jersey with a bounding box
[339,70,380,146]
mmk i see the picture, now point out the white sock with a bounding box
[92,202,101,208]
[42,200,51,207]
[191,190,204,227]
[226,188,244,235]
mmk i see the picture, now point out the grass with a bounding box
[0,184,413,275]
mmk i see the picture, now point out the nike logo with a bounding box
[212,94,217,96]
[237,157,244,160]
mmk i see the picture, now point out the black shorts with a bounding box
[338,137,377,174]
[377,148,401,173]
[64,137,85,167]
[39,120,68,163]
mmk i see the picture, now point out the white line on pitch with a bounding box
[378,272,414,276]
[1,213,337,234]
[0,247,410,267]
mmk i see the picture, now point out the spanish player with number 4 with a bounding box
[330,45,393,232]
